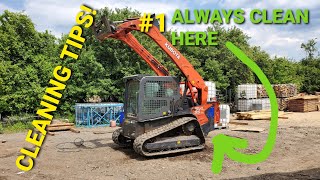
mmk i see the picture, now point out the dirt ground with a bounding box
[0,111,320,180]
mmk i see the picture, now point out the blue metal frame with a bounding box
[75,103,124,127]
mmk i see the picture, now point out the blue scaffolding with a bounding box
[75,103,124,127]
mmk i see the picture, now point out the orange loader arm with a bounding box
[92,15,208,105]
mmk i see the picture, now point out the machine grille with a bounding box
[141,80,177,116]
[144,81,178,98]
[142,100,168,115]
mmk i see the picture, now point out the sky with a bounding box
[1,0,320,60]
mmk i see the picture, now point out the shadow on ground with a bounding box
[233,168,320,180]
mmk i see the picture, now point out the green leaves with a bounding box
[0,8,319,117]
[0,11,57,115]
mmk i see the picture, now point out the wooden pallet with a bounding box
[231,126,265,133]
[236,110,288,120]
[46,122,80,133]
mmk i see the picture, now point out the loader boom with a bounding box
[92,15,208,105]
[92,13,224,157]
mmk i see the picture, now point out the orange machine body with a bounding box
[93,15,220,126]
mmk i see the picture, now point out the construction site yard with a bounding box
[1,111,320,180]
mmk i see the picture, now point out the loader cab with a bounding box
[124,75,181,122]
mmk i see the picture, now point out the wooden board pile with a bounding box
[288,95,319,112]
[277,98,289,111]
[256,84,297,99]
[273,84,297,98]
[46,122,80,133]
[236,110,288,120]
[231,126,265,133]
[237,84,297,111]
[273,84,297,111]
[257,84,268,98]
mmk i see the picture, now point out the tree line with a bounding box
[0,8,319,117]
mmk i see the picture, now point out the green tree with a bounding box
[299,39,320,93]
[0,11,58,116]
[301,38,317,59]
[2,8,317,118]
[269,57,302,85]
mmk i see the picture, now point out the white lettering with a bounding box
[165,42,180,59]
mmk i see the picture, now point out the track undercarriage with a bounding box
[112,117,206,156]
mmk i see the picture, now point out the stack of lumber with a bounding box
[288,95,319,112]
[257,85,268,98]
[47,122,80,133]
[277,98,289,111]
[236,110,288,120]
[231,126,265,133]
[318,95,320,111]
[273,84,297,98]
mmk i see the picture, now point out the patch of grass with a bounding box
[3,122,33,133]
[1,113,76,134]
[1,113,34,133]
[54,113,75,123]
[0,123,4,134]
[66,114,75,123]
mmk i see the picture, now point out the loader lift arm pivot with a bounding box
[92,15,208,105]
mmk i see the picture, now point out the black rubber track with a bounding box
[112,128,131,147]
[133,116,205,156]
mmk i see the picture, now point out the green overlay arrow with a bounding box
[211,41,279,174]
